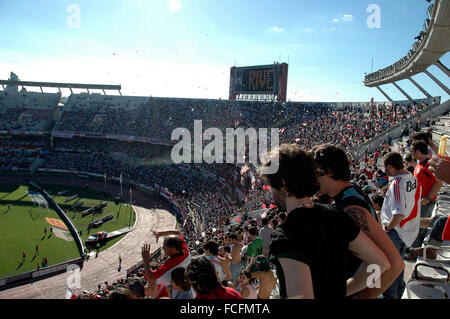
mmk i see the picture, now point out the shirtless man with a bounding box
[246,256,276,299]
[229,233,243,283]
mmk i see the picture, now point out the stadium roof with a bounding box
[0,79,121,94]
[364,0,450,87]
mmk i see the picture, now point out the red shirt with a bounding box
[195,286,243,300]
[362,169,373,180]
[414,159,437,201]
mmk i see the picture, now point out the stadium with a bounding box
[0,0,449,304]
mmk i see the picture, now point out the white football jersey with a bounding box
[380,173,421,247]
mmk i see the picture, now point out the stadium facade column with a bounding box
[408,77,432,99]
[376,86,393,102]
[435,60,450,78]
[392,82,413,102]
[423,69,450,96]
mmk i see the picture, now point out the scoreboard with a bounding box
[229,63,288,102]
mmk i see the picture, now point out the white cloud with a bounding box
[168,0,181,12]
[268,26,284,33]
[333,14,353,24]
[343,14,353,22]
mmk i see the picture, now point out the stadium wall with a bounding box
[28,181,85,258]
[351,99,450,160]
[0,257,83,290]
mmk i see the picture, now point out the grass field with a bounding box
[0,183,135,279]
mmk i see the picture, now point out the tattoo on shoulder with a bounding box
[346,207,369,231]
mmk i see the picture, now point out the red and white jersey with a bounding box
[153,234,191,287]
[380,173,421,247]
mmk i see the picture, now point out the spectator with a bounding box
[371,194,384,223]
[126,277,146,299]
[412,132,438,158]
[107,287,135,299]
[270,219,279,229]
[245,226,263,259]
[242,226,249,245]
[313,144,403,298]
[228,233,244,283]
[246,255,277,299]
[186,256,243,299]
[409,140,443,249]
[403,153,416,174]
[258,217,273,259]
[237,270,258,299]
[261,143,390,299]
[141,229,190,288]
[203,240,229,282]
[170,267,195,299]
[380,152,421,299]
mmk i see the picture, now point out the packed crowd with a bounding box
[0,108,55,131]
[1,91,446,299]
[0,135,47,171]
[52,137,172,160]
[0,90,59,131]
[55,95,434,152]
[41,151,242,240]
[74,118,450,300]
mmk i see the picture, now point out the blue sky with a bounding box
[0,0,448,102]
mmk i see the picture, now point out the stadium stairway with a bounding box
[431,113,450,148]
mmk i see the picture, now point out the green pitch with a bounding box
[0,183,136,279]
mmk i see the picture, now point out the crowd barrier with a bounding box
[36,168,156,195]
[0,258,83,289]
[51,131,175,147]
